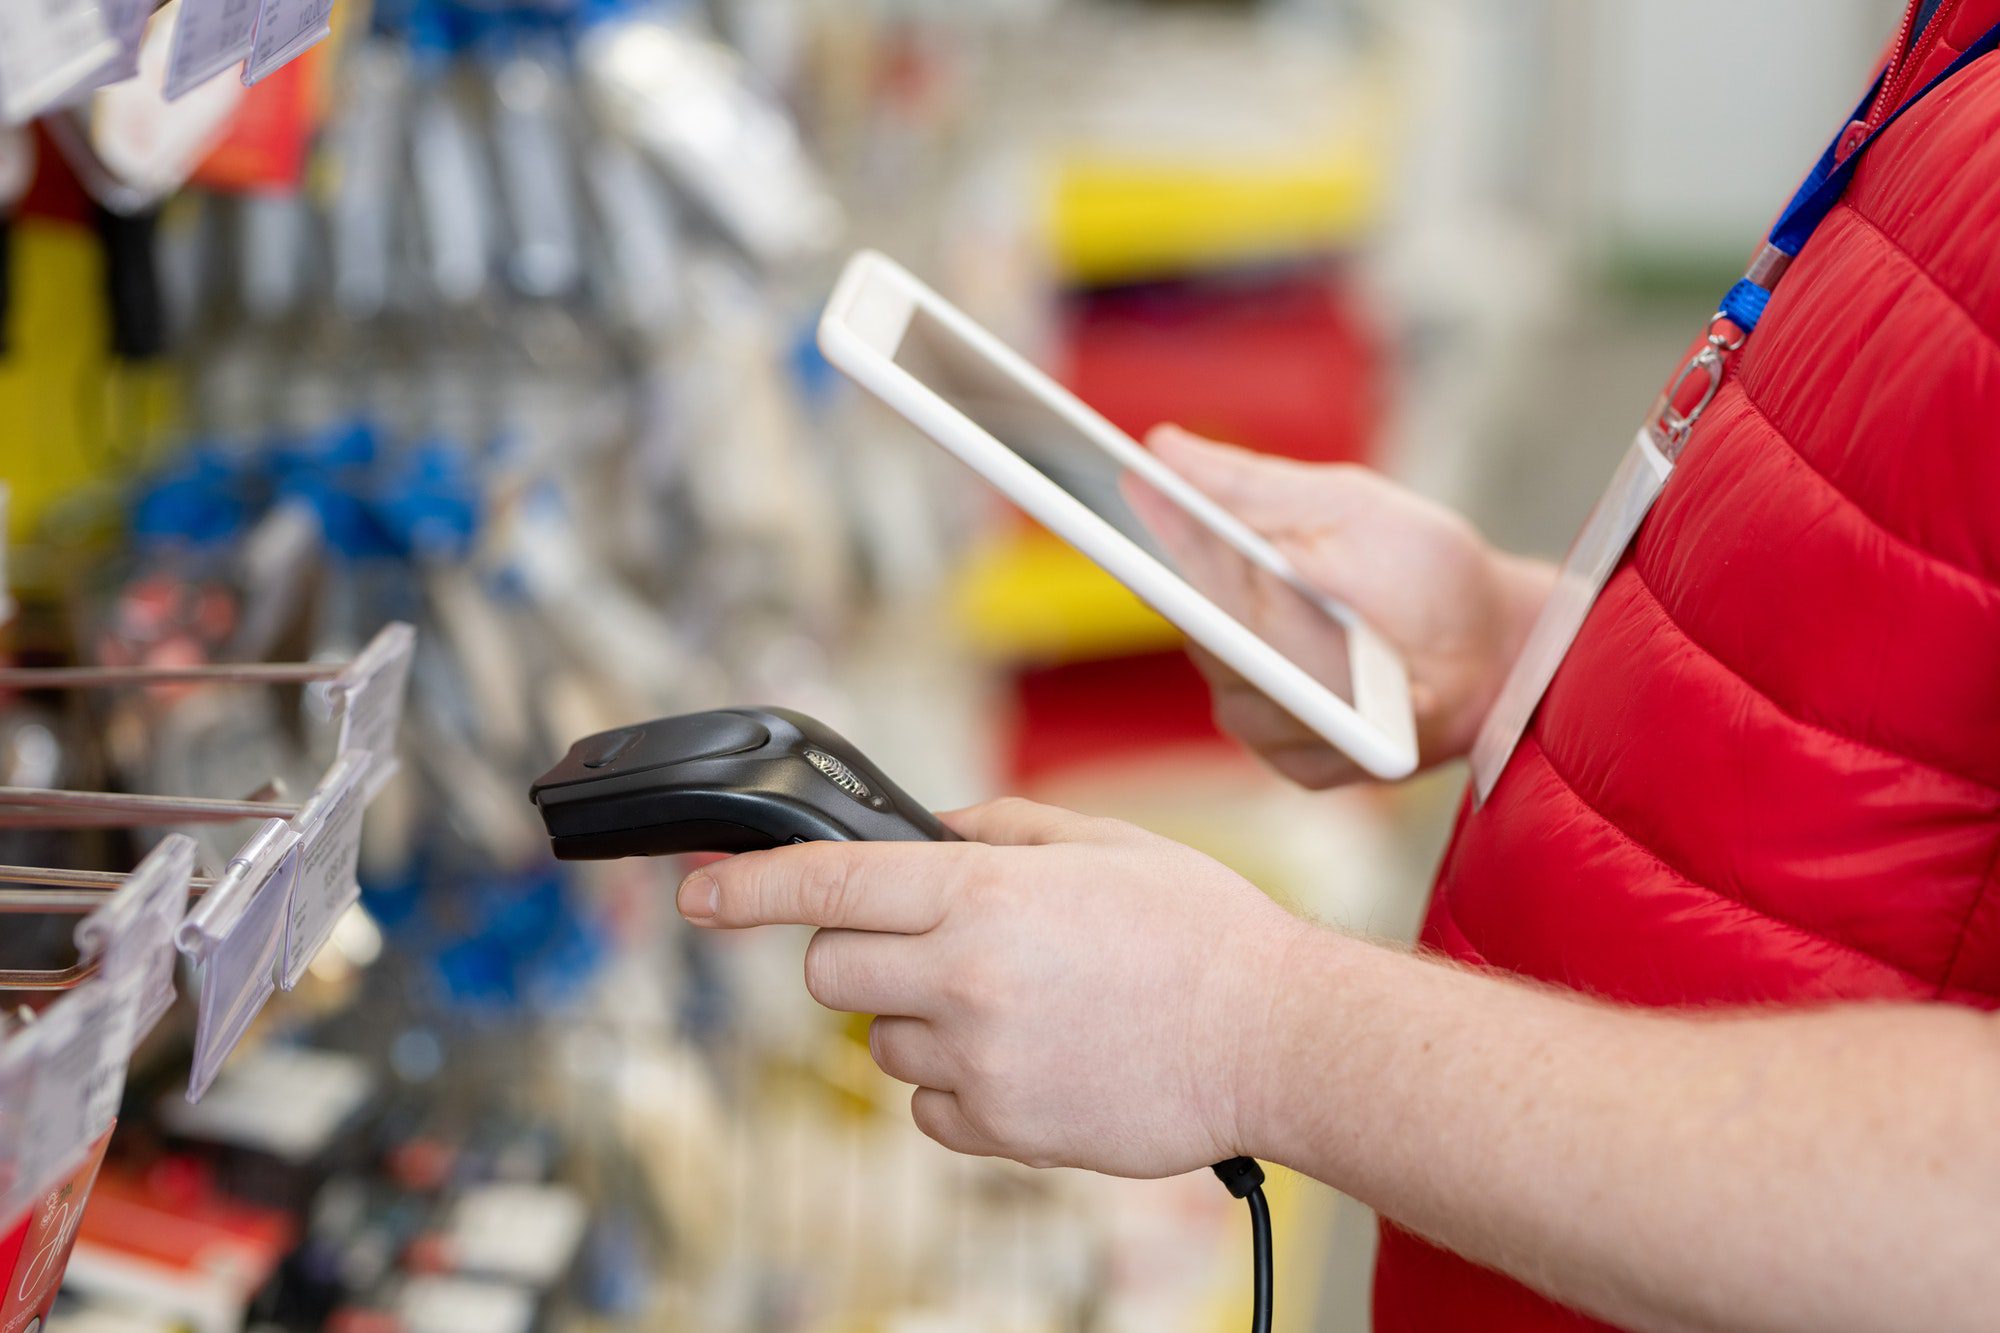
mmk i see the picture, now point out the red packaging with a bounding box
[0,1128,113,1333]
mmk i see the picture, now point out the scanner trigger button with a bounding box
[581,729,643,768]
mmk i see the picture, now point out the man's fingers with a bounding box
[938,797,1097,847]
[910,1087,995,1157]
[869,1017,958,1090]
[1147,425,1334,529]
[680,841,973,932]
[1211,681,1315,750]
[803,931,942,1017]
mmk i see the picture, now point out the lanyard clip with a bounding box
[1649,314,1747,458]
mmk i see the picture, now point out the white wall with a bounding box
[1582,0,1900,262]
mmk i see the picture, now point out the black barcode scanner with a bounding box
[530,706,957,858]
[529,706,1272,1333]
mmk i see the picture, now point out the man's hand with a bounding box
[1133,427,1555,788]
[676,797,1307,1178]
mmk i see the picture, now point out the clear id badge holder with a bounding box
[1470,309,1745,801]
[1464,10,2000,797]
[1469,428,1675,801]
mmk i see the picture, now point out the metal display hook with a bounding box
[0,662,340,688]
[0,864,211,989]
[0,788,301,827]
[0,622,413,1114]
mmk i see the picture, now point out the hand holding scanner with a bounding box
[529,707,956,859]
[529,705,1268,1333]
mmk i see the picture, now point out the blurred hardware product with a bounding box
[64,1158,296,1332]
[51,10,248,214]
[0,0,118,126]
[0,4,1347,1328]
[577,6,841,270]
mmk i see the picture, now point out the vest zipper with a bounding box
[1864,0,1964,135]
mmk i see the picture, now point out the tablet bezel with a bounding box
[818,250,1418,781]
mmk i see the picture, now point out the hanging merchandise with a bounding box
[51,8,249,214]
[0,3,1361,1328]
[0,0,339,128]
[0,0,118,126]
[578,3,843,271]
[0,623,412,1323]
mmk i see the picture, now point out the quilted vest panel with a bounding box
[1375,5,2000,1326]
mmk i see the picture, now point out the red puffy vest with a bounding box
[1374,2,2000,1326]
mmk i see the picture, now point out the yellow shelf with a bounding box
[952,527,1183,662]
[1046,136,1383,286]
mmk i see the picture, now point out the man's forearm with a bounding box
[1241,925,2000,1333]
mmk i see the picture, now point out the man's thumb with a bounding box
[1146,425,1319,526]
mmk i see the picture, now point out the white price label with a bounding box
[0,0,117,123]
[332,622,415,802]
[163,0,259,101]
[242,0,331,86]
[177,819,300,1102]
[90,0,155,86]
[0,1039,29,1222]
[281,754,368,989]
[13,985,131,1214]
[76,835,196,1053]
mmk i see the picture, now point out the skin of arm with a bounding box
[1254,926,2000,1333]
[676,439,1999,1330]
[681,811,2000,1333]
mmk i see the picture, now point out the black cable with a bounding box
[1246,1182,1274,1333]
[1212,1156,1274,1333]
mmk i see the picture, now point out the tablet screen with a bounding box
[892,304,1355,704]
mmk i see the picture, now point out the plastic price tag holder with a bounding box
[76,835,197,1055]
[0,1032,33,1226]
[83,0,155,91]
[176,818,299,1101]
[4,979,133,1226]
[164,0,260,101]
[1469,428,1675,802]
[0,0,117,123]
[241,0,332,86]
[326,622,414,803]
[279,753,368,990]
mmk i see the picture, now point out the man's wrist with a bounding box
[1229,920,1376,1166]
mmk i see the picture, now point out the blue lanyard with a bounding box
[1719,17,2000,334]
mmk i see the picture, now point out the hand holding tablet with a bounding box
[817,250,1420,782]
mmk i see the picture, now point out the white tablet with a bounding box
[818,250,1418,781]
